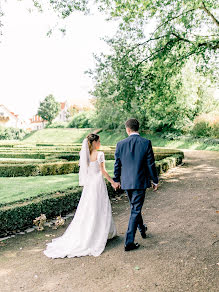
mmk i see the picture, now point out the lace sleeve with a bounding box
[97,152,105,164]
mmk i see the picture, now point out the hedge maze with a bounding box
[0,142,184,236]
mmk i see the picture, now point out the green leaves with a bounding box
[38,94,60,124]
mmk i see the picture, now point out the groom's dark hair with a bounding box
[125,118,139,131]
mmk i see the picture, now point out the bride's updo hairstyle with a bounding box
[87,133,100,154]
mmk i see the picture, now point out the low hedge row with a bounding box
[0,161,79,177]
[0,188,83,235]
[0,159,58,165]
[35,143,82,147]
[0,153,183,235]
[0,144,15,148]
[0,147,82,152]
[0,153,46,159]
[155,154,183,174]
[0,150,184,177]
[0,183,117,235]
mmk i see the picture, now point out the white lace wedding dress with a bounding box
[43,151,117,258]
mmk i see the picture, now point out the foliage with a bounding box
[192,120,212,137]
[3,1,218,135]
[90,35,218,133]
[0,126,27,140]
[68,105,81,118]
[97,0,219,68]
[37,94,60,124]
[0,187,83,235]
[0,161,79,177]
[191,113,219,137]
[68,111,95,128]
[46,121,68,128]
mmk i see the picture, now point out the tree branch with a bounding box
[198,40,219,50]
[136,38,178,67]
[201,1,219,27]
[124,34,171,57]
[171,32,192,44]
[152,8,197,36]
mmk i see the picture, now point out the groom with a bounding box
[113,118,158,251]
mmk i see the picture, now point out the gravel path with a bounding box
[0,150,219,292]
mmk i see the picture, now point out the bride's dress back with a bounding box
[43,151,117,258]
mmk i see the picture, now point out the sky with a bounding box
[0,0,117,120]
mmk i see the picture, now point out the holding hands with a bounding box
[111,181,121,191]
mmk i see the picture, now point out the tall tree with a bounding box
[38,94,60,124]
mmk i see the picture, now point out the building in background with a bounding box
[29,101,70,131]
[54,101,70,122]
[0,104,28,129]
[29,115,47,131]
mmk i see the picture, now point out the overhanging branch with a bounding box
[201,1,219,27]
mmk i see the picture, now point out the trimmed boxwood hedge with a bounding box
[0,149,184,177]
[0,161,79,177]
[0,188,82,235]
[0,159,59,165]
[0,184,117,235]
[0,153,46,159]
[0,153,183,236]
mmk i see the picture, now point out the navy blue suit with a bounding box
[113,134,158,246]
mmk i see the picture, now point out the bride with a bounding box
[43,133,117,258]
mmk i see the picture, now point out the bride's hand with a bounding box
[111,181,120,190]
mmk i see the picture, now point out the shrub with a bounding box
[0,161,79,177]
[0,127,27,140]
[0,153,46,159]
[0,188,83,235]
[191,114,219,138]
[68,111,94,128]
[46,121,68,128]
[211,122,219,139]
[191,120,211,137]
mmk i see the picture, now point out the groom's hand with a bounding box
[115,182,121,190]
[152,183,158,191]
[112,181,121,191]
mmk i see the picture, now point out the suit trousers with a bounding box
[125,189,146,246]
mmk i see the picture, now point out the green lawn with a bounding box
[98,131,219,151]
[22,128,92,144]
[0,174,78,204]
[0,161,114,205]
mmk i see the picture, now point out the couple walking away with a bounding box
[43,118,158,258]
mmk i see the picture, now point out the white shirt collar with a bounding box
[129,132,140,136]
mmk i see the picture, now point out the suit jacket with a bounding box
[113,134,158,190]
